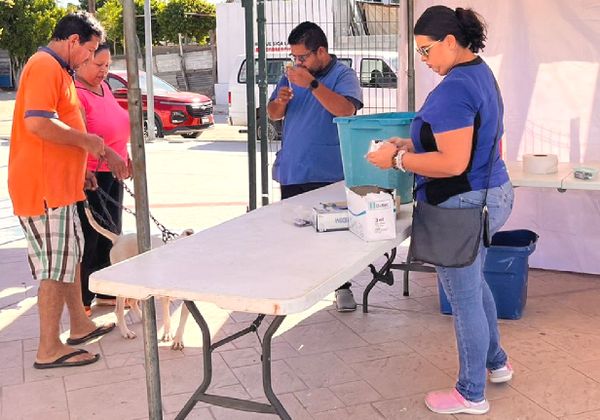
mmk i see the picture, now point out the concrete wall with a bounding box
[111,48,216,99]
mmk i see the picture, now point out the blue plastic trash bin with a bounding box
[334,112,416,203]
[438,229,538,320]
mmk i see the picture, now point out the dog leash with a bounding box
[88,158,179,243]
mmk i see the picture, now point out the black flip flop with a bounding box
[66,323,116,345]
[33,349,100,369]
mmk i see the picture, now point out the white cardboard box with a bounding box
[346,187,396,242]
[312,203,349,232]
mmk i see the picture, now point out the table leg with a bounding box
[262,316,291,419]
[175,302,291,419]
[363,248,397,313]
[362,248,436,312]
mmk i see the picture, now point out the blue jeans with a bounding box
[435,181,514,402]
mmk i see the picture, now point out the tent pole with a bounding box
[257,0,269,206]
[407,0,415,112]
[243,0,257,210]
[144,0,156,142]
[123,1,163,418]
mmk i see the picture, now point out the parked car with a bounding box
[227,50,398,141]
[107,70,214,139]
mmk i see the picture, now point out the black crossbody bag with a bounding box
[408,79,503,268]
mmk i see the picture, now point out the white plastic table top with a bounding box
[506,161,600,190]
[90,182,412,316]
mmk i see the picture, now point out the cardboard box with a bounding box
[346,186,396,241]
[312,202,349,232]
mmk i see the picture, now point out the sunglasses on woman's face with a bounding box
[416,40,441,57]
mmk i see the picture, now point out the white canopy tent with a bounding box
[121,1,600,417]
[400,0,600,274]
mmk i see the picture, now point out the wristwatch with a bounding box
[309,79,319,91]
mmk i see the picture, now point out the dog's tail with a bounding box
[83,203,119,244]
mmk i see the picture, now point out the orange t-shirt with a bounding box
[8,50,87,216]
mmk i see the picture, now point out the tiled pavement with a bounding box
[2,97,600,419]
[2,249,600,419]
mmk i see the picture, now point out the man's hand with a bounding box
[268,86,293,120]
[84,170,98,191]
[287,66,314,89]
[276,87,294,105]
[366,141,398,169]
[85,134,105,158]
[104,148,129,180]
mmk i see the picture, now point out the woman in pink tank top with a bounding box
[75,44,131,315]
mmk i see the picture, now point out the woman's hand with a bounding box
[127,157,134,179]
[104,148,129,180]
[84,170,98,191]
[388,137,414,152]
[367,141,398,169]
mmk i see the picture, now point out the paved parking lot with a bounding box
[0,93,280,246]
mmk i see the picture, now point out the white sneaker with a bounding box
[489,362,513,383]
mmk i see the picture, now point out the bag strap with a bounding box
[481,77,504,206]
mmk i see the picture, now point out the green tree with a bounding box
[96,0,124,49]
[97,0,163,52]
[157,0,215,45]
[78,0,108,12]
[0,0,66,85]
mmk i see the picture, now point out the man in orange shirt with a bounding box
[8,12,117,369]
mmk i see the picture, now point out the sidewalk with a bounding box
[2,94,600,419]
[0,91,15,141]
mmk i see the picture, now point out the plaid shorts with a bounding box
[18,204,84,283]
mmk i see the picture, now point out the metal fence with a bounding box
[231,0,405,207]
[263,0,401,115]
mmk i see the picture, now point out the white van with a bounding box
[227,50,399,139]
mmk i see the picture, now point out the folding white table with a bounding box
[505,161,600,191]
[90,182,412,419]
[504,161,600,274]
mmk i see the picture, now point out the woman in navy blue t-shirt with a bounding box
[368,5,514,416]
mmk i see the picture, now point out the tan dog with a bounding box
[84,205,193,350]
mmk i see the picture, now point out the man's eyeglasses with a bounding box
[416,40,441,57]
[289,51,314,63]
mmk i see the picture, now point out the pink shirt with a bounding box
[75,80,130,172]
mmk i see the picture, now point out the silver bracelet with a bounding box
[394,149,407,172]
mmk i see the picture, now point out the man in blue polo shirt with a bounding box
[267,21,363,312]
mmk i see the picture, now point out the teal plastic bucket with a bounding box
[334,112,416,203]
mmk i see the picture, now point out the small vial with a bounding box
[368,139,383,153]
[285,61,294,88]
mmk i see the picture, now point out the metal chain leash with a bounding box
[120,181,179,243]
[91,158,179,243]
[92,185,119,233]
